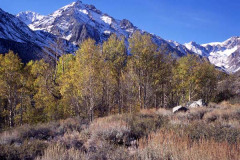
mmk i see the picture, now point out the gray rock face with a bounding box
[120,19,134,29]
[69,24,101,44]
[86,4,102,14]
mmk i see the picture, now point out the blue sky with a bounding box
[1,0,240,44]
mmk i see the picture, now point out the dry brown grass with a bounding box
[203,101,240,126]
[36,143,86,160]
[89,115,130,140]
[187,107,209,120]
[156,108,173,116]
[136,129,240,160]
[140,108,157,115]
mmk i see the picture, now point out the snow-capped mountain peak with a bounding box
[16,11,45,25]
[26,0,137,44]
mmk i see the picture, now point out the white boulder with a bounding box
[188,99,205,108]
[173,105,188,113]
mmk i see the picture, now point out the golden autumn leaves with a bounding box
[0,31,219,128]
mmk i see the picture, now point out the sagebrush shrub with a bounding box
[126,113,168,140]
[0,140,48,160]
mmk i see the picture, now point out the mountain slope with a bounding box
[185,37,240,73]
[0,8,76,62]
[0,8,44,44]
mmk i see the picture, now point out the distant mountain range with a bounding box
[0,0,239,73]
[184,37,240,73]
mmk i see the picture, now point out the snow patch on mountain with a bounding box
[101,15,113,25]
[104,30,111,35]
[79,9,88,15]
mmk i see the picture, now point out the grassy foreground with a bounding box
[0,101,240,160]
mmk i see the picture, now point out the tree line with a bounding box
[0,31,220,128]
